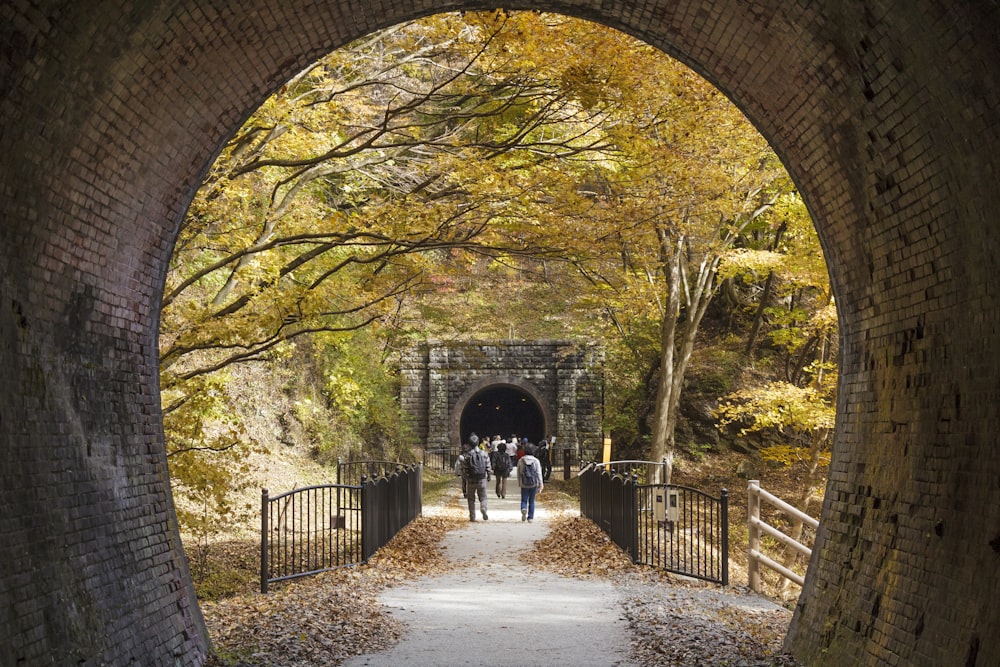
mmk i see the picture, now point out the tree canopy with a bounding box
[162,10,834,534]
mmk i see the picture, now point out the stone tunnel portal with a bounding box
[399,341,602,458]
[460,385,546,446]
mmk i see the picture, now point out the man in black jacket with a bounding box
[463,439,493,521]
[537,438,552,481]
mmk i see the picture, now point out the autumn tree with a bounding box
[162,11,644,530]
[715,377,835,596]
[535,34,797,479]
[714,195,836,594]
[162,9,833,537]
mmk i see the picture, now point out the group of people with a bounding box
[455,432,549,523]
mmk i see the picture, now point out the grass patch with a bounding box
[422,467,457,506]
[540,475,580,511]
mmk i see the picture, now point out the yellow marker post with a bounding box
[602,435,612,463]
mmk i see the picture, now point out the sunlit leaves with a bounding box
[760,444,832,468]
[161,10,837,536]
[716,381,835,436]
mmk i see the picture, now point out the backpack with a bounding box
[521,457,540,488]
[465,448,488,480]
[493,451,510,477]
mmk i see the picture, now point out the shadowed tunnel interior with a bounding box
[460,385,546,445]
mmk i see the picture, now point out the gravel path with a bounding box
[343,483,797,666]
[343,489,637,666]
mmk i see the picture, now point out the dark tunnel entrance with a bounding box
[460,385,545,445]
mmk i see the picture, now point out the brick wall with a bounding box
[1,1,999,664]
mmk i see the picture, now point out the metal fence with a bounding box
[580,463,728,585]
[637,483,729,584]
[260,483,361,593]
[337,459,412,486]
[361,463,423,562]
[422,448,457,472]
[580,464,638,559]
[553,447,581,479]
[589,459,668,484]
[260,461,422,593]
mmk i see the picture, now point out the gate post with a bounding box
[628,474,639,562]
[260,488,269,594]
[579,465,591,518]
[360,476,371,561]
[721,488,729,586]
[336,457,343,519]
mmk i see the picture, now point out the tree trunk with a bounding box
[649,203,772,483]
[745,269,775,355]
[648,230,681,484]
[649,226,721,484]
[745,221,785,355]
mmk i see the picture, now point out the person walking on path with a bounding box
[464,440,492,521]
[537,437,553,481]
[455,441,471,499]
[517,444,544,522]
[491,442,512,498]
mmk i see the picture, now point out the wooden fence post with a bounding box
[748,479,761,593]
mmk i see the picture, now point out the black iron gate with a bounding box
[260,482,362,593]
[636,483,728,584]
[580,463,728,585]
[260,461,422,592]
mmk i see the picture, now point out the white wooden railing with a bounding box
[747,479,819,592]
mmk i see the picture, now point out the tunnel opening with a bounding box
[460,384,546,446]
[3,1,997,665]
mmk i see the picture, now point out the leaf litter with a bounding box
[522,515,800,666]
[205,497,799,666]
[203,514,462,666]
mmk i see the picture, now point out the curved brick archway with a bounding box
[2,1,999,664]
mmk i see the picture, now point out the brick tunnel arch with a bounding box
[2,2,999,664]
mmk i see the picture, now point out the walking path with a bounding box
[343,481,637,666]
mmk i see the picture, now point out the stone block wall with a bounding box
[400,340,604,457]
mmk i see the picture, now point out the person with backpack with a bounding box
[537,438,552,481]
[491,442,512,498]
[516,443,544,522]
[455,441,471,499]
[463,437,492,521]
